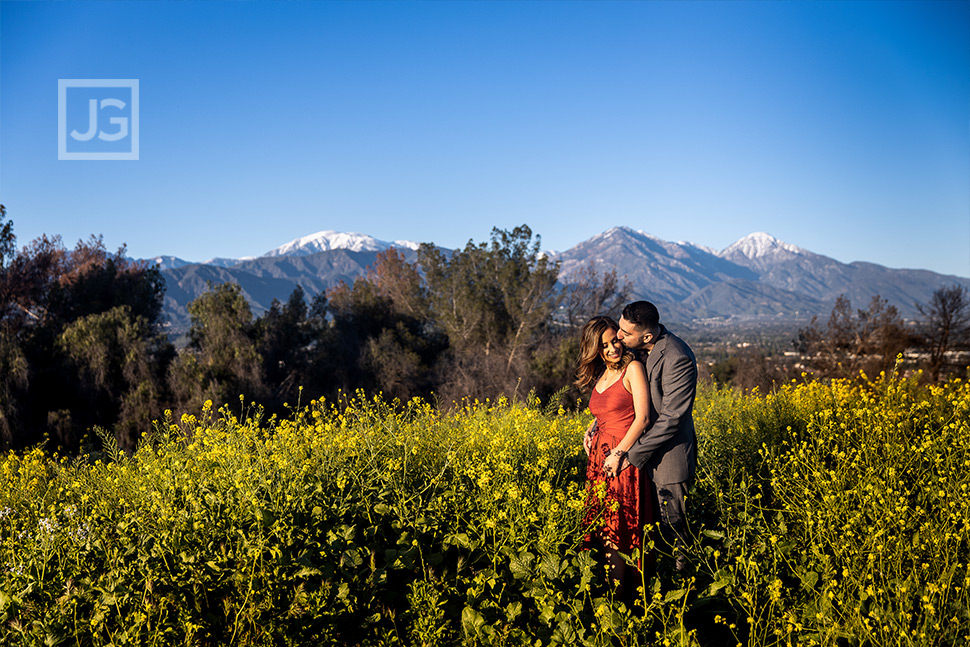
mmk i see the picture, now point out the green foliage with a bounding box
[255,286,312,408]
[691,370,970,646]
[0,325,28,446]
[0,393,692,646]
[0,214,173,451]
[170,282,265,414]
[0,205,15,270]
[58,305,169,449]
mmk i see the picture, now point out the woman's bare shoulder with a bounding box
[626,358,646,378]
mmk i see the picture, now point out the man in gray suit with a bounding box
[608,300,697,569]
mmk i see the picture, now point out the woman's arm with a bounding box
[603,360,649,474]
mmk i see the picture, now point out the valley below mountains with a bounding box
[155,227,970,333]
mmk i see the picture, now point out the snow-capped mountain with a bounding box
[262,230,420,257]
[555,226,757,304]
[556,226,968,319]
[146,231,420,272]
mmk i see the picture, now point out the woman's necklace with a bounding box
[598,365,622,390]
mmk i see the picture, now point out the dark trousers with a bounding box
[655,481,690,556]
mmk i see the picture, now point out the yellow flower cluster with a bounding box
[694,371,970,646]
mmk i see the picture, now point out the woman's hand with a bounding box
[603,449,629,478]
[583,422,597,456]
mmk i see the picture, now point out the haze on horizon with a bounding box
[1,0,968,277]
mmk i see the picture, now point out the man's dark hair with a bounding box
[622,300,660,331]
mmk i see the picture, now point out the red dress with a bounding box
[582,367,655,563]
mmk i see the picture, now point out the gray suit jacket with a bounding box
[627,325,697,485]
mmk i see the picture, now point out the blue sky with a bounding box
[1,0,968,277]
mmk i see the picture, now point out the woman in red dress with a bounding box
[576,316,656,601]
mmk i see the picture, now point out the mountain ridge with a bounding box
[150,226,970,331]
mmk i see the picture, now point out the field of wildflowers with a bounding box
[0,368,968,646]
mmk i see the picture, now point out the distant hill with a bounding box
[160,249,416,330]
[153,227,970,332]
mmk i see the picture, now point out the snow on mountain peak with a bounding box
[596,226,663,244]
[263,230,420,257]
[678,240,719,255]
[721,232,803,259]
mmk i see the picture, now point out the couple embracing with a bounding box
[575,301,697,599]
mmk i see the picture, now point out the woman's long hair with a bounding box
[575,316,632,393]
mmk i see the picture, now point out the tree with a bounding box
[321,260,444,402]
[794,295,854,376]
[854,295,910,375]
[363,323,433,403]
[916,284,970,382]
[419,240,499,357]
[795,294,910,378]
[0,234,68,326]
[705,347,788,393]
[0,216,172,450]
[0,207,28,445]
[47,236,165,326]
[419,225,561,402]
[169,282,265,414]
[59,306,171,449]
[365,249,429,320]
[488,227,562,374]
[0,325,28,448]
[0,205,15,270]
[255,286,311,409]
[529,261,635,405]
[323,276,397,395]
[558,261,632,332]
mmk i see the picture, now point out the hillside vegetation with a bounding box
[1,370,967,646]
